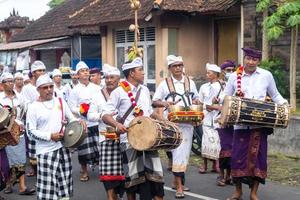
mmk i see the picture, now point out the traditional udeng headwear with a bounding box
[0,72,13,83]
[31,60,46,73]
[89,68,101,74]
[220,60,236,70]
[36,74,53,88]
[167,55,183,67]
[242,47,262,59]
[52,69,62,77]
[206,63,221,73]
[14,72,24,79]
[102,64,120,76]
[122,57,143,71]
[23,74,30,82]
[75,61,89,74]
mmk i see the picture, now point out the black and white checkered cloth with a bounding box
[78,126,99,165]
[26,129,36,160]
[37,147,73,200]
[120,143,164,188]
[99,140,124,181]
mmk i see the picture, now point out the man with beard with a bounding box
[88,64,124,200]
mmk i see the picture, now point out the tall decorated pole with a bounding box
[128,0,143,61]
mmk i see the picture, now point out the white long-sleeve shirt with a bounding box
[21,83,39,105]
[87,89,108,142]
[26,98,75,155]
[68,82,101,127]
[102,82,153,143]
[224,67,287,129]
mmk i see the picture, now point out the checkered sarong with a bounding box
[26,129,36,160]
[120,143,164,188]
[99,140,124,181]
[37,147,72,200]
[78,126,99,165]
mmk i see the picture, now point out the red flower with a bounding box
[80,103,90,117]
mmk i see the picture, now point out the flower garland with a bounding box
[236,65,244,97]
[119,81,144,117]
[79,103,90,117]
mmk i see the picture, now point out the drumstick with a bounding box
[164,99,182,111]
[127,120,142,129]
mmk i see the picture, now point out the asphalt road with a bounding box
[1,152,300,200]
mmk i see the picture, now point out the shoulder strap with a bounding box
[184,76,190,94]
[58,98,64,133]
[101,88,110,102]
[118,88,142,124]
[166,77,177,101]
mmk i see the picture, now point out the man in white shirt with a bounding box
[0,73,35,195]
[26,74,83,200]
[88,64,124,200]
[52,69,66,100]
[90,67,105,89]
[13,72,24,95]
[102,57,164,200]
[224,47,287,200]
[68,61,101,182]
[64,70,78,102]
[152,55,200,198]
[22,60,46,177]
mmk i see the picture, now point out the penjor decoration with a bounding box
[128,0,143,61]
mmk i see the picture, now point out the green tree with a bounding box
[257,0,300,111]
[47,0,65,9]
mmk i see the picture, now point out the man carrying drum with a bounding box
[68,61,101,182]
[88,64,124,200]
[224,47,288,200]
[152,55,200,199]
[26,74,86,200]
[0,72,35,195]
[102,57,164,200]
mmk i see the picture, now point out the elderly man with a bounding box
[225,47,288,200]
[68,61,101,182]
[88,64,123,200]
[52,69,66,100]
[26,74,84,200]
[22,60,47,177]
[0,73,35,195]
[102,57,164,200]
[152,55,199,198]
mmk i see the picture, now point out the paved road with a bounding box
[1,153,300,200]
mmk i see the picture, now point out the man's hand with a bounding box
[192,99,200,105]
[79,120,87,134]
[115,123,127,135]
[51,132,63,142]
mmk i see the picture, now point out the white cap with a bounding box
[76,61,89,73]
[167,55,183,66]
[14,72,24,79]
[0,72,13,83]
[52,69,62,77]
[122,57,143,71]
[102,64,120,76]
[36,74,53,88]
[23,74,30,81]
[31,60,46,73]
[70,70,76,75]
[206,63,221,73]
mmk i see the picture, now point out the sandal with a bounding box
[26,171,35,177]
[4,187,13,194]
[80,175,89,182]
[171,186,190,192]
[198,165,207,174]
[175,191,185,199]
[216,177,226,186]
[19,187,35,195]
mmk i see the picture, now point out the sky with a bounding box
[0,0,50,21]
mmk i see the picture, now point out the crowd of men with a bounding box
[0,46,287,200]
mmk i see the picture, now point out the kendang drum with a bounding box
[0,117,21,148]
[127,116,182,151]
[168,105,204,126]
[62,121,86,148]
[219,96,289,128]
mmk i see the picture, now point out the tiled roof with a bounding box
[11,0,100,42]
[0,10,32,29]
[70,0,239,28]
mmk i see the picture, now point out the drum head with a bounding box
[127,116,157,151]
[63,121,85,148]
[219,96,234,126]
[0,108,10,130]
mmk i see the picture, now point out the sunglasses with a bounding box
[40,85,54,90]
[2,80,14,84]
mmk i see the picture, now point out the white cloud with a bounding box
[0,0,50,21]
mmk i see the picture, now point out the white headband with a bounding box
[122,57,143,71]
[167,55,183,66]
[206,63,221,73]
[36,74,53,88]
[102,64,120,76]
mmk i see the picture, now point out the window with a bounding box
[115,27,156,91]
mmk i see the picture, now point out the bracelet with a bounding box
[115,124,119,132]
